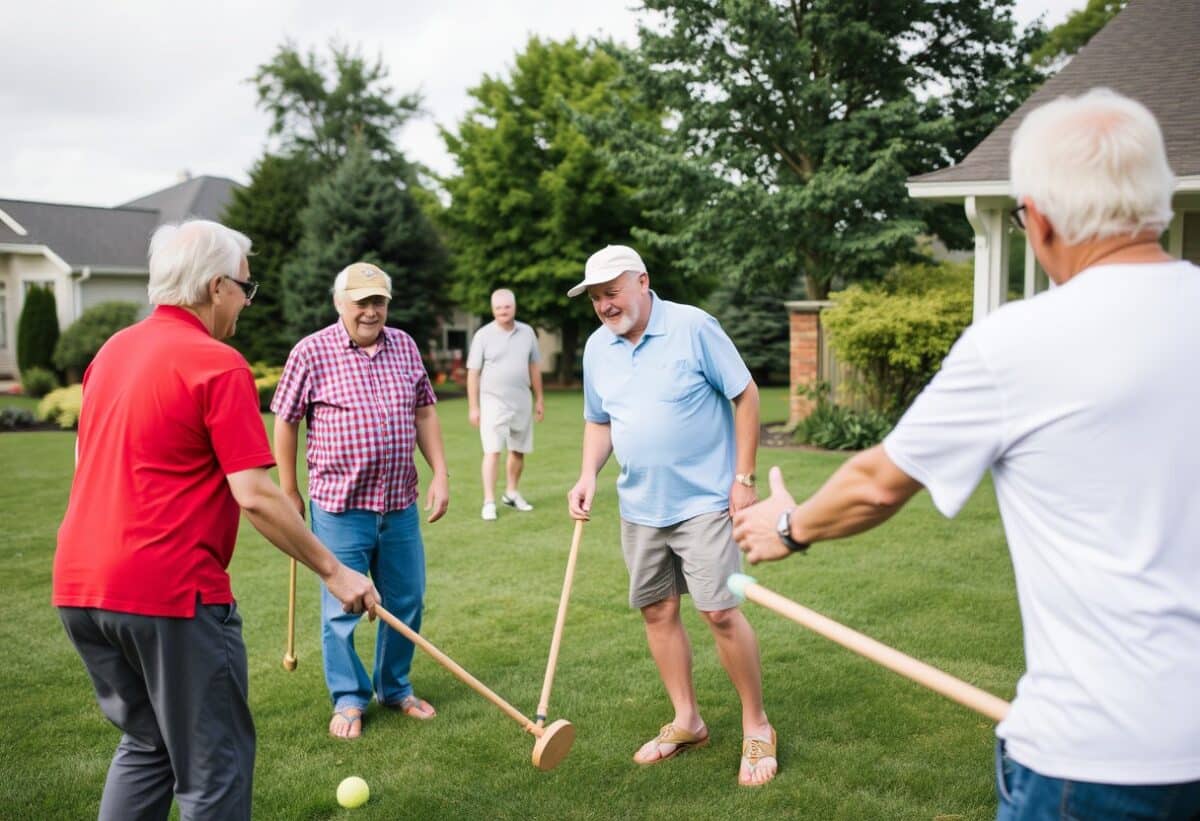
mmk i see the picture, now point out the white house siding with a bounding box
[0,251,75,377]
[80,274,151,317]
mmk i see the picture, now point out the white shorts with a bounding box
[480,401,533,454]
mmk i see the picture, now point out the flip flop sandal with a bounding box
[739,727,778,787]
[329,707,364,740]
[386,694,437,720]
[634,723,710,765]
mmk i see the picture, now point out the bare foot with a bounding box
[329,707,364,739]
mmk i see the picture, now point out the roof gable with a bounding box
[119,175,239,224]
[0,200,159,269]
[913,0,1200,185]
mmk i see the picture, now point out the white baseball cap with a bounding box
[567,245,646,297]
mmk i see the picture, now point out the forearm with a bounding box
[530,365,544,403]
[789,445,922,544]
[732,380,760,476]
[230,471,338,578]
[272,416,302,493]
[415,405,449,476]
[579,421,613,477]
[467,369,481,412]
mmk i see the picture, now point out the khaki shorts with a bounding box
[620,510,741,611]
[479,400,533,454]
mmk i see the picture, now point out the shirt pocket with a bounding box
[653,359,704,402]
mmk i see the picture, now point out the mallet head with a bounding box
[531,719,575,771]
[726,573,757,603]
[282,654,297,672]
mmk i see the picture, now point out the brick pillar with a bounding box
[785,300,832,428]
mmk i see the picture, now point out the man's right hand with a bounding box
[567,476,596,520]
[469,407,480,427]
[325,564,379,618]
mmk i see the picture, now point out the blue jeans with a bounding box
[311,501,426,711]
[996,741,1200,820]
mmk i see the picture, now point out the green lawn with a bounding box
[0,387,1021,820]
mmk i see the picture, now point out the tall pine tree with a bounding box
[17,285,59,373]
[283,141,448,350]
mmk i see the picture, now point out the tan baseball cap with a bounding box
[340,262,392,301]
[567,245,646,297]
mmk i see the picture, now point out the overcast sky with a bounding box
[2,0,1083,208]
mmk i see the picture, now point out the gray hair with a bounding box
[147,220,252,306]
[1010,88,1175,244]
[491,288,515,305]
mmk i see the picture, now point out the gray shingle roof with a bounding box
[0,200,159,269]
[912,0,1200,185]
[120,175,239,224]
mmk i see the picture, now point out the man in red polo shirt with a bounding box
[53,219,378,821]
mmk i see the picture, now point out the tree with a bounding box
[252,41,421,173]
[283,141,449,350]
[439,36,679,383]
[16,284,59,373]
[1031,0,1127,70]
[705,278,802,386]
[52,301,140,381]
[600,0,1043,299]
[222,152,318,364]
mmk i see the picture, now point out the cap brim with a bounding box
[567,281,589,298]
[343,287,391,301]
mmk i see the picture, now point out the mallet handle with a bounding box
[283,557,298,670]
[536,519,585,725]
[744,582,1010,722]
[372,604,541,736]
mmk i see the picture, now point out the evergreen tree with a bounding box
[222,152,317,364]
[705,278,803,387]
[17,285,59,373]
[283,141,448,350]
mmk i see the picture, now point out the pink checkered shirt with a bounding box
[271,322,437,514]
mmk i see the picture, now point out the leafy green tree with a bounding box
[53,301,140,381]
[1031,0,1127,70]
[251,41,421,173]
[222,152,318,364]
[601,0,1043,299]
[439,36,677,383]
[283,141,449,350]
[16,284,59,373]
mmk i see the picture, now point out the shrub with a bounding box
[53,301,140,380]
[823,260,972,418]
[20,366,58,399]
[16,285,60,372]
[0,406,37,430]
[251,362,284,412]
[795,383,894,451]
[38,385,84,429]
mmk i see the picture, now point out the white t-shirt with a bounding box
[884,261,1200,785]
[466,320,541,412]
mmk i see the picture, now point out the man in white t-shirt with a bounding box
[731,88,1200,819]
[467,288,545,520]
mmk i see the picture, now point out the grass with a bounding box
[0,387,1020,820]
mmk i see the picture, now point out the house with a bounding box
[0,175,238,378]
[907,0,1200,320]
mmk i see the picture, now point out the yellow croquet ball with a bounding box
[336,776,370,809]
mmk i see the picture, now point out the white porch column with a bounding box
[964,196,1010,322]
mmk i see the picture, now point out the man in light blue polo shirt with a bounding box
[566,245,777,787]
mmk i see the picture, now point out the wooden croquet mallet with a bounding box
[282,558,298,671]
[535,519,585,727]
[372,603,576,771]
[727,574,1010,722]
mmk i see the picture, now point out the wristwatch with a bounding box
[734,473,756,488]
[776,507,809,553]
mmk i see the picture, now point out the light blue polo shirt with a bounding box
[582,292,751,527]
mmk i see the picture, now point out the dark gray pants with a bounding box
[60,603,255,821]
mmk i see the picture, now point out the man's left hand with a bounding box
[535,398,545,423]
[425,473,450,523]
[732,466,797,564]
[729,480,757,513]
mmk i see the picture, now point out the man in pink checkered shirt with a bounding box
[272,262,450,740]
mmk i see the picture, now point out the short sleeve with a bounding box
[527,327,542,364]
[695,315,752,399]
[270,344,311,423]
[581,340,609,423]
[466,329,485,370]
[205,368,275,475]
[883,332,1005,518]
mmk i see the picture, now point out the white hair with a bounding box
[491,288,515,305]
[147,220,252,306]
[1010,88,1175,245]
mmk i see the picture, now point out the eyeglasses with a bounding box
[225,276,259,301]
[1010,204,1027,232]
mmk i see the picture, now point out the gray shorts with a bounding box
[620,510,742,611]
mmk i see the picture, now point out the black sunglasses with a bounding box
[1010,204,1027,232]
[225,276,259,301]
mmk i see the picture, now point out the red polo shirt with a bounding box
[53,306,275,617]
